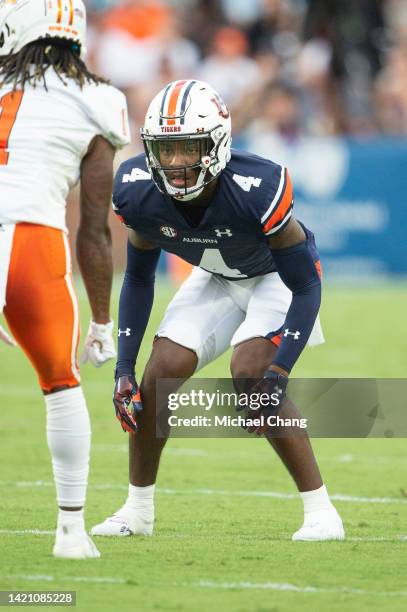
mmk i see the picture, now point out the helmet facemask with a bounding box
[142,128,227,201]
[141,80,232,202]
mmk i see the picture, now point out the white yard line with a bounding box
[0,480,406,504]
[0,530,54,535]
[92,446,407,464]
[2,575,407,597]
[3,574,125,585]
[347,536,407,542]
[93,444,209,457]
[1,530,406,543]
[191,580,407,597]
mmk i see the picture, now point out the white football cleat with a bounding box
[91,506,153,537]
[53,526,101,559]
[292,507,345,542]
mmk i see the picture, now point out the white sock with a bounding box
[45,387,91,508]
[122,484,155,522]
[57,508,85,531]
[299,484,334,514]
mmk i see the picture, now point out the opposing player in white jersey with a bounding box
[0,0,130,559]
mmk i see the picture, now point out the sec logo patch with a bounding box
[160,225,178,238]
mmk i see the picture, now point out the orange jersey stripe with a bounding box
[166,80,187,126]
[56,0,62,24]
[315,259,323,279]
[263,171,293,234]
[68,0,74,25]
[0,91,24,165]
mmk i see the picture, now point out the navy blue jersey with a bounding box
[113,149,309,280]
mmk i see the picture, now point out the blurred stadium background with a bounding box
[67,0,407,285]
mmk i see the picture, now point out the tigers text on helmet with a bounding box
[0,0,87,58]
[141,80,232,201]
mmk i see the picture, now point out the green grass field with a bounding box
[1,279,407,611]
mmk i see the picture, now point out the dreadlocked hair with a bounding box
[0,38,109,91]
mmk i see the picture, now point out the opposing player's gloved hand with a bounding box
[238,370,288,436]
[80,320,117,368]
[0,324,16,346]
[113,374,143,434]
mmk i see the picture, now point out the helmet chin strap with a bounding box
[172,186,205,202]
[159,158,211,201]
[171,170,219,202]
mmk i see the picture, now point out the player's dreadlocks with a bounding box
[0,39,109,91]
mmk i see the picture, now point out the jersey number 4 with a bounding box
[199,249,246,278]
[0,91,24,165]
[232,173,262,192]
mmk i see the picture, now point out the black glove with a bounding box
[238,370,288,435]
[113,374,143,434]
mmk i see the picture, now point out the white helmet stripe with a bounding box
[159,82,172,126]
[56,1,74,26]
[179,80,196,125]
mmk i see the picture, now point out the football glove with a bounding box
[80,319,117,368]
[113,374,143,434]
[0,324,16,346]
[238,370,288,435]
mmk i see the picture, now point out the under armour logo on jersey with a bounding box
[118,328,131,337]
[214,228,233,237]
[284,329,301,340]
[122,168,151,183]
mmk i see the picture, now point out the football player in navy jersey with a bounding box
[92,80,344,541]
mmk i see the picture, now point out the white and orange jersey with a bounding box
[0,68,130,232]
